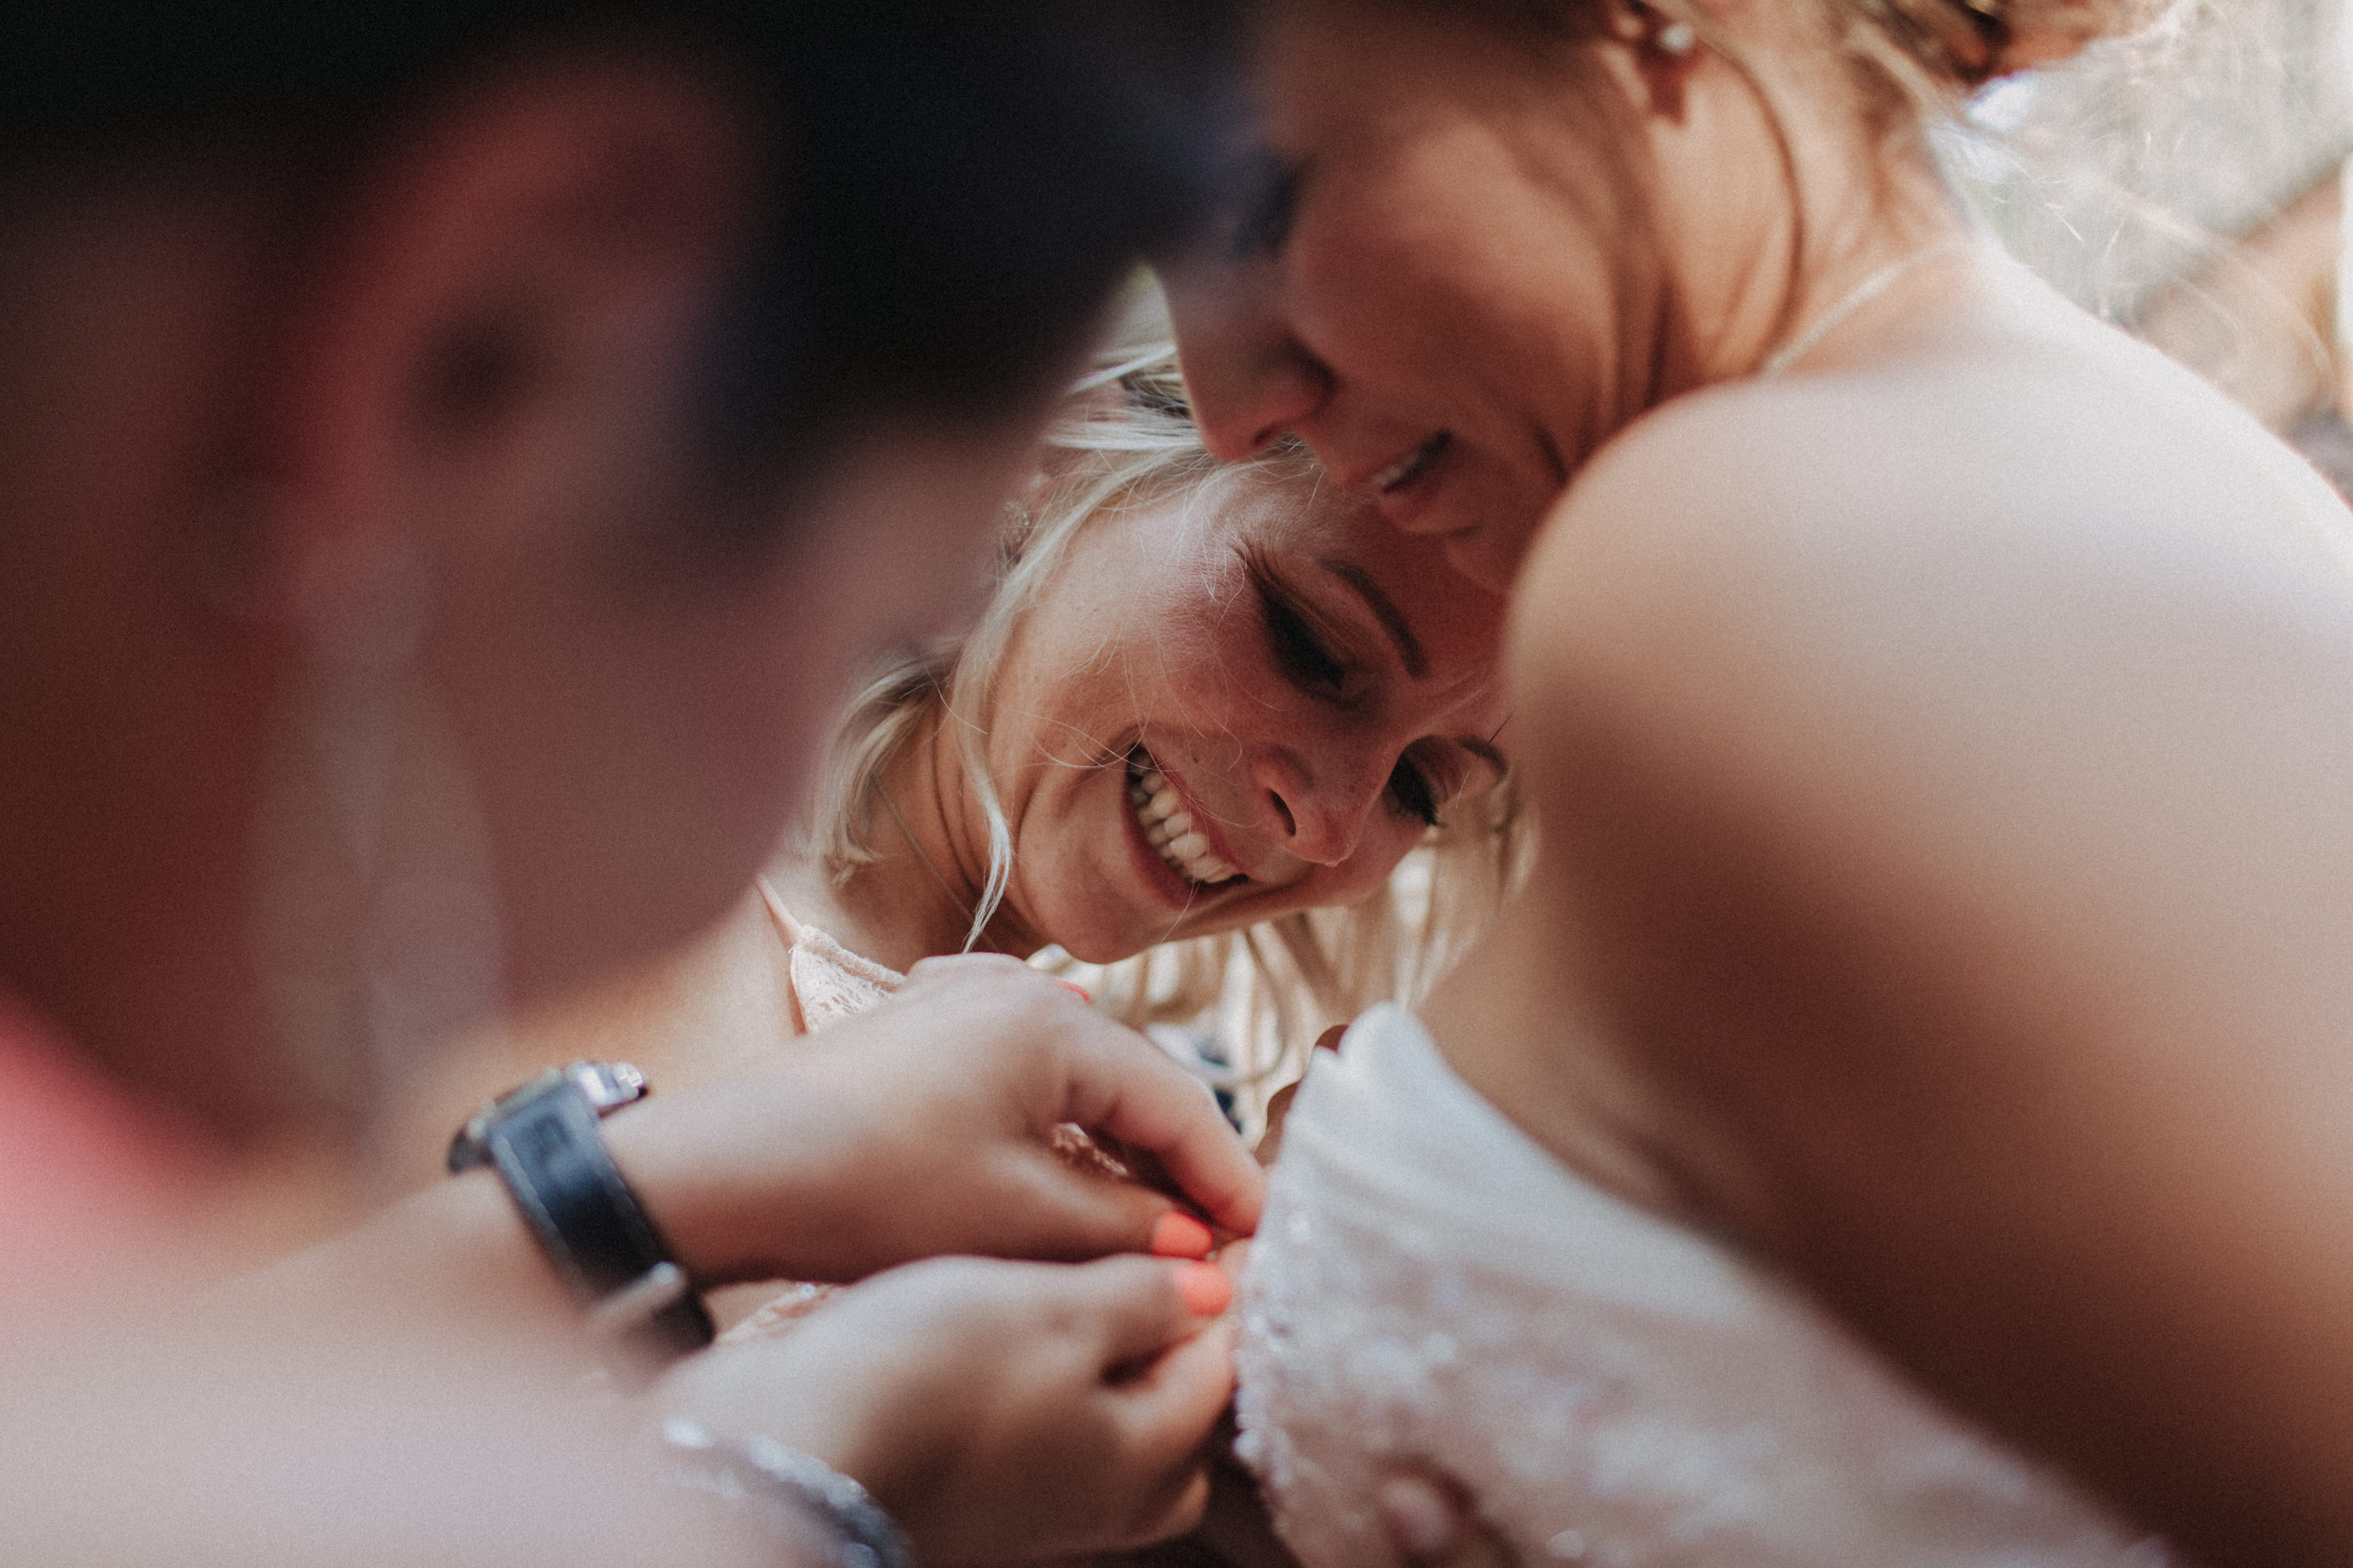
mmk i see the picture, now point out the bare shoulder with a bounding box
[1493,300,2353,1240]
[1550,319,2337,624]
[1486,304,2353,1564]
[1507,316,2353,781]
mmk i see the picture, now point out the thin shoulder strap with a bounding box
[755,875,802,943]
[754,876,810,1035]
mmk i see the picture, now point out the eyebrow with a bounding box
[1315,557,1429,679]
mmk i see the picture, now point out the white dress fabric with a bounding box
[1234,1002,2169,1568]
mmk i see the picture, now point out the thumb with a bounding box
[1061,1255,1233,1371]
[1112,1313,1237,1442]
[1102,1321,1237,1543]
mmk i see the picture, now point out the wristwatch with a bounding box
[448,1060,715,1362]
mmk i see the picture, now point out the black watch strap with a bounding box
[450,1064,714,1362]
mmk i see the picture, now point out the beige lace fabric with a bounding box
[757,878,905,1032]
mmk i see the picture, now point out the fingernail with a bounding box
[1057,980,1092,1002]
[1173,1261,1233,1317]
[1149,1210,1215,1260]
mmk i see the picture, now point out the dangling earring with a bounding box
[1657,18,1699,54]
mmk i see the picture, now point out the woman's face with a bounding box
[1164,3,1677,591]
[976,466,1509,965]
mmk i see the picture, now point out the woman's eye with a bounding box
[1386,756,1444,829]
[1265,594,1348,692]
[1233,154,1300,260]
[1245,548,1350,696]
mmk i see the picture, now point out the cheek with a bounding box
[1290,213,1445,384]
[1446,517,1541,594]
[1351,817,1427,888]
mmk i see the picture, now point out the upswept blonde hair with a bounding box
[806,299,1524,1114]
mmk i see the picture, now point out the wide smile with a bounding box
[1351,430,1459,530]
[1126,750,1246,892]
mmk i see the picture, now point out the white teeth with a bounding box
[1127,760,1242,887]
[1369,431,1448,492]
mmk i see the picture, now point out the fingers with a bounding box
[1256,1081,1302,1166]
[953,1144,1214,1266]
[1115,1310,1237,1432]
[1069,1254,1233,1370]
[1056,1022,1267,1238]
[894,955,1263,1238]
[1255,1027,1342,1166]
[1101,1315,1237,1549]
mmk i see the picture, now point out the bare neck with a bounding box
[763,715,1043,974]
[1657,58,1972,391]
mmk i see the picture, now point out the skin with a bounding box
[386,459,1506,1182]
[1164,0,1952,585]
[800,463,1510,973]
[0,38,1265,1567]
[1171,2,2353,1564]
[0,56,1027,1150]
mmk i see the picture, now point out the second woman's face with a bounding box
[1166,3,1674,591]
[978,468,1509,965]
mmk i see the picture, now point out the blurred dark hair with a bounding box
[2,3,1242,533]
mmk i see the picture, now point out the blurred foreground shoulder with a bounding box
[1508,333,2353,764]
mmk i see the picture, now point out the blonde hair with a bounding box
[807,302,1524,1113]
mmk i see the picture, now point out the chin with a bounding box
[1032,894,1156,968]
[1444,530,1528,594]
[1052,930,1152,967]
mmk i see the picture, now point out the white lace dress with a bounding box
[1234,1002,2169,1568]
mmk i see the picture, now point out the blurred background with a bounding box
[1960,0,2353,486]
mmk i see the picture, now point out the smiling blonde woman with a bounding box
[392,312,1522,1334]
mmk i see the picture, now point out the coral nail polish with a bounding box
[1174,1261,1233,1318]
[1057,980,1092,1002]
[1149,1210,1215,1260]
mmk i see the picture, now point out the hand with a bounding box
[1253,1021,1347,1166]
[1376,1472,1518,1568]
[657,1253,1238,1565]
[609,955,1264,1284]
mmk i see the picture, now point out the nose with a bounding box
[1164,263,1331,461]
[1251,746,1389,868]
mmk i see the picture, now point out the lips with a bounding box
[1367,430,1452,493]
[1127,752,1244,887]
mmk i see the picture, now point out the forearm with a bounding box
[238,1166,581,1339]
[0,1300,795,1568]
[238,1087,800,1337]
